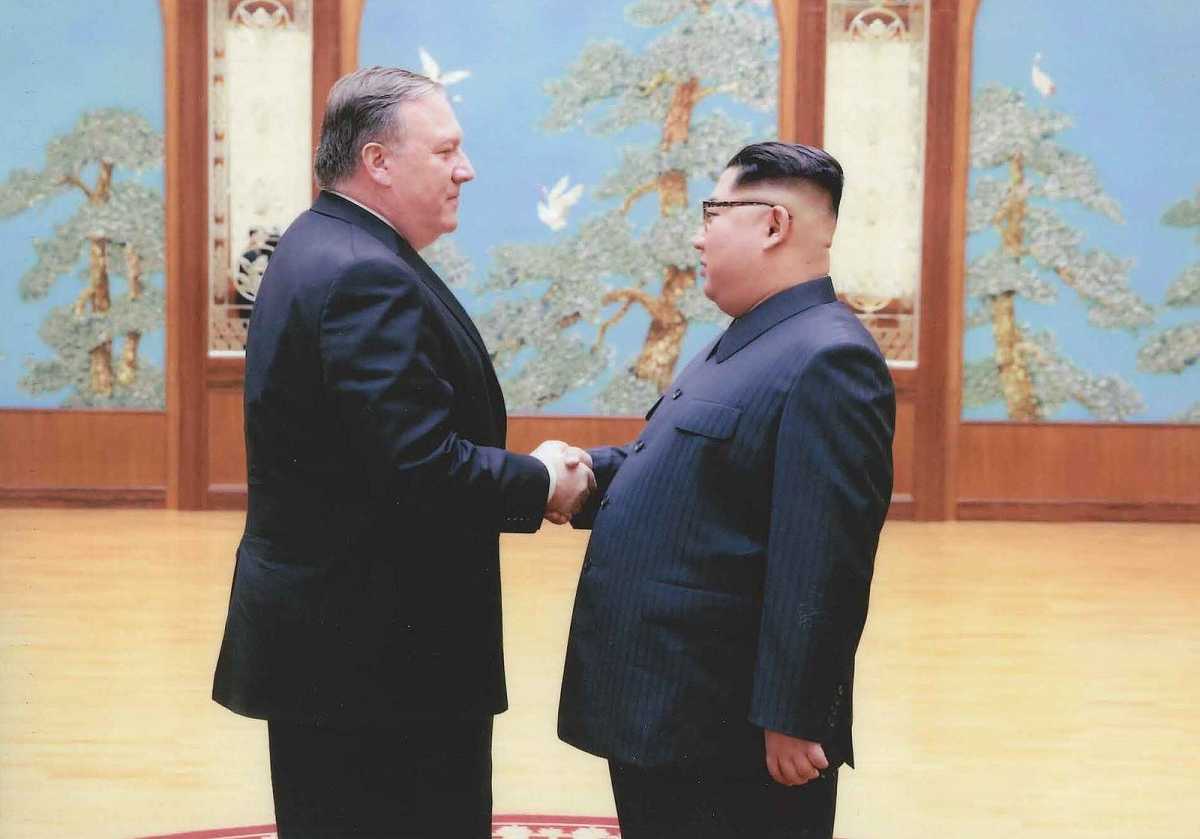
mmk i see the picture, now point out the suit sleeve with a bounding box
[748,343,895,742]
[319,257,549,533]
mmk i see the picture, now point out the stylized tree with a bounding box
[0,109,164,407]
[1138,188,1200,422]
[963,85,1153,421]
[472,0,777,412]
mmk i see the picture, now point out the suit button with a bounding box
[671,388,683,399]
[633,440,645,452]
[599,497,611,509]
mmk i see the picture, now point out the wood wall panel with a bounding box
[958,424,1200,506]
[206,388,246,487]
[0,410,166,492]
[893,397,915,499]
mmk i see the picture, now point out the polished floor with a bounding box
[1,510,1197,838]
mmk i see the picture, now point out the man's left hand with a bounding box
[764,730,829,786]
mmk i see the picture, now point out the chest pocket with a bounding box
[674,399,741,440]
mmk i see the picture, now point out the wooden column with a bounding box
[909,0,979,520]
[162,0,209,510]
[775,0,827,145]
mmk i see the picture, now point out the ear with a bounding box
[762,204,791,252]
[360,142,391,187]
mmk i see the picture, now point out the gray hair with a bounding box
[314,66,442,189]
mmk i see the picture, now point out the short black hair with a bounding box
[725,142,844,217]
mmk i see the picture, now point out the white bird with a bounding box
[419,47,470,87]
[537,176,584,231]
[1031,53,1056,97]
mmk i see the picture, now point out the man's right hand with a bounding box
[531,440,596,524]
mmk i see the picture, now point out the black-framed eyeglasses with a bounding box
[701,200,792,228]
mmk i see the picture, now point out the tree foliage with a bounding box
[0,109,164,407]
[965,85,1152,421]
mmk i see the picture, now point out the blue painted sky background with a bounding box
[965,0,1200,421]
[0,0,165,409]
[360,0,778,413]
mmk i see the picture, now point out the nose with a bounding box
[691,227,705,251]
[454,150,475,184]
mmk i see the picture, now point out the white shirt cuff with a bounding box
[543,459,557,503]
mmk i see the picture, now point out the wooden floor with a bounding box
[1,510,1198,839]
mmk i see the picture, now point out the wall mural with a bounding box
[965,0,1200,423]
[0,2,165,409]
[362,0,780,414]
[1138,188,1200,422]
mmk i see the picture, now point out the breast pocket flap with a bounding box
[674,400,741,440]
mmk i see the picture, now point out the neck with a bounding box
[744,255,829,312]
[329,177,398,225]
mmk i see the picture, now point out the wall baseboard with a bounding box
[0,486,165,508]
[957,499,1200,523]
[206,484,249,511]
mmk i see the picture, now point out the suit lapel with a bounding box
[311,192,508,434]
[393,237,492,363]
[311,192,493,362]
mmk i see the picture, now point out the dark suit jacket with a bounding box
[213,192,550,726]
[558,276,895,772]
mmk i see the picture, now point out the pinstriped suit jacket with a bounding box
[558,276,895,772]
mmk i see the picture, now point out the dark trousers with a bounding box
[608,760,838,839]
[268,717,493,839]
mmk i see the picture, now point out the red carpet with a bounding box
[138,815,622,838]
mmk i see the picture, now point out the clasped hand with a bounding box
[531,440,595,525]
[764,730,829,786]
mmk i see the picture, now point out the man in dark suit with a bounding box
[557,143,896,838]
[212,67,594,838]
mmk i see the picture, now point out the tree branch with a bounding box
[621,179,659,215]
[1053,264,1076,291]
[594,298,636,349]
[603,287,657,312]
[636,71,674,98]
[59,174,94,201]
[73,285,92,316]
[696,83,735,102]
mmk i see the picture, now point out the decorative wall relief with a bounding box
[478,0,778,413]
[964,0,1200,423]
[0,112,165,408]
[963,84,1153,421]
[0,2,166,409]
[1138,190,1200,422]
[360,0,779,414]
[208,0,313,354]
[824,0,928,366]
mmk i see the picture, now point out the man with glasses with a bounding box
[557,142,896,838]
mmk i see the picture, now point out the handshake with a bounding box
[530,440,596,526]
